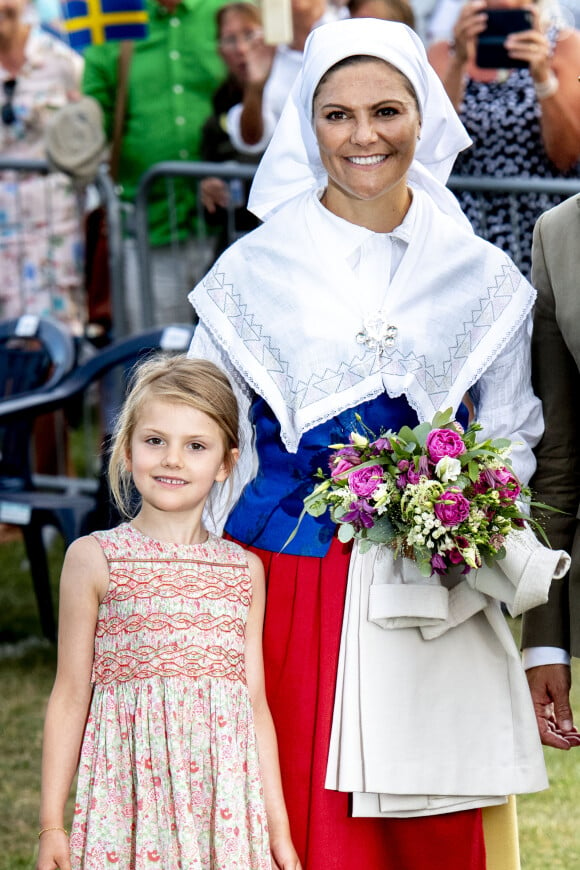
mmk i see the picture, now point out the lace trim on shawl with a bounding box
[463,281,533,402]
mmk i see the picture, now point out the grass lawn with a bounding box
[1,530,579,869]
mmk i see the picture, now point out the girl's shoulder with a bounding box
[62,533,110,600]
[89,523,147,563]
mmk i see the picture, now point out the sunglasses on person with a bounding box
[2,79,17,126]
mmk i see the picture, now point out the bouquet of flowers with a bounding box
[302,409,535,576]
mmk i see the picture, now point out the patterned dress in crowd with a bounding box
[452,31,579,278]
[0,29,85,333]
[69,524,270,870]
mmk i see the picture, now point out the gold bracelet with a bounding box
[38,826,69,838]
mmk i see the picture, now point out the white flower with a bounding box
[435,455,462,483]
[351,432,369,447]
[374,482,395,502]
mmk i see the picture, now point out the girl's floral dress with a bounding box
[69,524,270,869]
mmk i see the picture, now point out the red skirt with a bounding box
[242,535,487,869]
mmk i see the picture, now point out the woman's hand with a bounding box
[244,33,276,89]
[451,0,488,67]
[36,829,71,870]
[504,7,551,83]
[200,177,230,213]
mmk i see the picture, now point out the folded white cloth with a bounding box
[468,524,570,618]
[368,547,449,629]
[325,539,549,816]
[365,525,570,640]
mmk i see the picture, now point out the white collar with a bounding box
[311,187,416,258]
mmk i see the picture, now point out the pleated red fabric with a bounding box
[239,535,487,869]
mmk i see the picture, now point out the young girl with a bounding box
[36,355,301,870]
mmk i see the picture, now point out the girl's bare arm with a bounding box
[36,536,108,870]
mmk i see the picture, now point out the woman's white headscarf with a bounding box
[248,17,472,223]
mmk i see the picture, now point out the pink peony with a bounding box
[434,489,471,526]
[348,465,383,497]
[425,428,466,462]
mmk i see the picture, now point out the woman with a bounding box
[0,0,84,332]
[226,0,339,154]
[188,18,546,869]
[200,2,263,257]
[428,0,580,277]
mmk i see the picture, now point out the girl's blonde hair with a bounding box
[109,354,239,518]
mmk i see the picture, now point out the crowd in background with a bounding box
[1,0,579,338]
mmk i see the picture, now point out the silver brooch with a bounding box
[356,310,398,356]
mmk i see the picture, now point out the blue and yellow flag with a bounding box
[60,0,149,50]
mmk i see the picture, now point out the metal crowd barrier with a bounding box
[6,160,576,338]
[131,162,580,331]
[133,160,256,331]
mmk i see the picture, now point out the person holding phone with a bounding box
[428,0,580,276]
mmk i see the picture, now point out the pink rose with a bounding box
[348,465,383,497]
[425,428,466,463]
[434,489,471,526]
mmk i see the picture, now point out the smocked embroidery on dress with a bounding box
[69,524,270,870]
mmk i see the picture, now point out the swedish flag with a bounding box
[60,0,149,50]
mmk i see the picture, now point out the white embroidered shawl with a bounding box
[189,187,535,453]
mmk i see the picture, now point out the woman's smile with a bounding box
[347,154,388,165]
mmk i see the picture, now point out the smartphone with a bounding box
[476,8,533,69]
